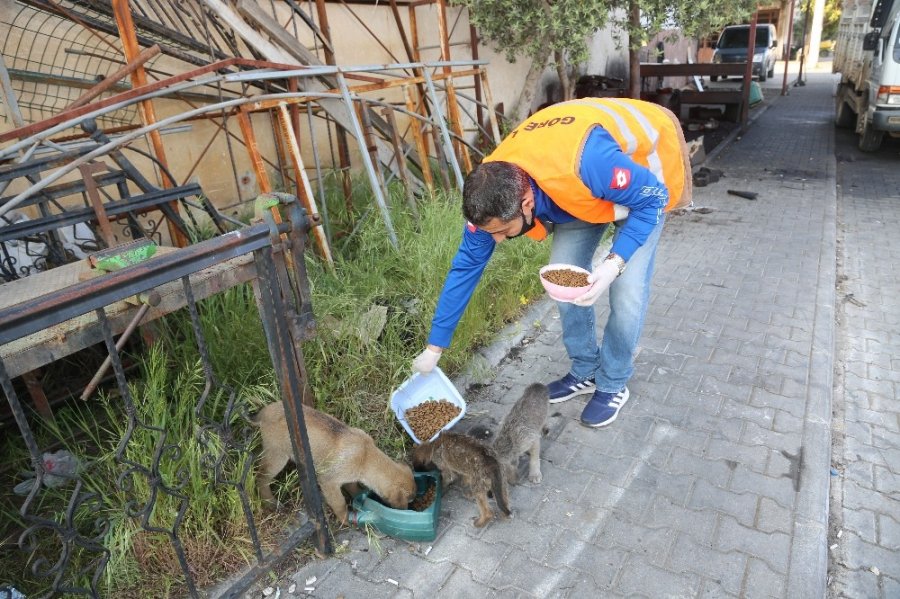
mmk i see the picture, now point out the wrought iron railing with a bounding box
[0,193,330,598]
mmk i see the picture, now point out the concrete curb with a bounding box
[785,137,837,599]
[696,100,773,170]
[451,296,557,392]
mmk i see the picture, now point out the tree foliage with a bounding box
[455,0,612,66]
[621,0,758,49]
[457,0,755,114]
[822,0,842,41]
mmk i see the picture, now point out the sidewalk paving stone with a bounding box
[245,67,893,599]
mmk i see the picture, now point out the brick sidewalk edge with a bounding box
[785,151,836,599]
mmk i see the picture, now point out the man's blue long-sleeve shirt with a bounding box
[427,127,668,348]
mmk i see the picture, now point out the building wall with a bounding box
[638,30,700,90]
[0,1,626,218]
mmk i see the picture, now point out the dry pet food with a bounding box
[409,480,436,511]
[542,268,589,287]
[404,399,461,442]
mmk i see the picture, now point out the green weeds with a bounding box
[0,184,550,596]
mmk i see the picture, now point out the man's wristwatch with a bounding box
[604,252,626,277]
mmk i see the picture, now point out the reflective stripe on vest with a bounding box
[567,99,665,186]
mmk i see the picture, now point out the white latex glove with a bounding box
[412,346,442,374]
[572,259,620,307]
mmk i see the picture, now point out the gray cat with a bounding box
[492,383,550,484]
[412,431,511,527]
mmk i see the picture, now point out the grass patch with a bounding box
[0,183,550,595]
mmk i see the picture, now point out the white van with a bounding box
[712,24,779,82]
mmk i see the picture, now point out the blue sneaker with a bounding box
[547,373,596,404]
[580,387,630,427]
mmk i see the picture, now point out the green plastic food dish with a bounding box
[348,470,442,542]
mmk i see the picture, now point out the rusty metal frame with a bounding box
[1,62,488,256]
[0,194,331,598]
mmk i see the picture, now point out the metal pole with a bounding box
[381,106,420,221]
[740,12,759,130]
[0,91,343,218]
[0,54,28,199]
[795,0,812,86]
[422,69,464,188]
[334,72,399,248]
[404,84,434,190]
[782,0,797,96]
[0,54,26,127]
[112,0,189,248]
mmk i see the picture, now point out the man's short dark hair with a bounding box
[462,161,530,225]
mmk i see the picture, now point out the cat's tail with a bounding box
[489,459,512,516]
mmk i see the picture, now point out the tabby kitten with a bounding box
[492,383,550,484]
[412,432,511,527]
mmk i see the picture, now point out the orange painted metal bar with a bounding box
[112,0,188,247]
[236,108,293,270]
[436,0,471,172]
[0,57,303,144]
[314,0,355,224]
[67,44,161,110]
[77,162,117,247]
[237,108,272,194]
[275,103,333,267]
[403,84,433,190]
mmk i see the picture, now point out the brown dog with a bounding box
[253,401,415,525]
[412,432,511,527]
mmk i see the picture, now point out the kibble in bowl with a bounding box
[404,399,461,445]
[539,263,592,302]
[390,367,467,443]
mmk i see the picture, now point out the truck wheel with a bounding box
[759,68,767,82]
[711,75,719,82]
[858,120,884,152]
[767,64,775,78]
[834,96,855,128]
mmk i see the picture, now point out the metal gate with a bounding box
[0,193,330,598]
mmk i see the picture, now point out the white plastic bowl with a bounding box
[390,367,466,444]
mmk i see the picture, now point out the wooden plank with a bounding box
[0,252,256,379]
[639,63,748,78]
[679,91,744,104]
[236,0,324,70]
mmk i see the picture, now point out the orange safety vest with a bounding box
[483,98,687,241]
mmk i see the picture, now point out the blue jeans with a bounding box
[548,216,665,393]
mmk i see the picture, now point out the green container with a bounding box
[348,470,442,542]
[91,239,158,272]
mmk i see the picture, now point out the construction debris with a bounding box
[726,189,759,200]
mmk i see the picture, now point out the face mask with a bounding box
[506,211,536,239]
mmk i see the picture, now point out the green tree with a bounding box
[453,0,611,122]
[822,0,841,41]
[612,0,757,97]
[456,0,756,119]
